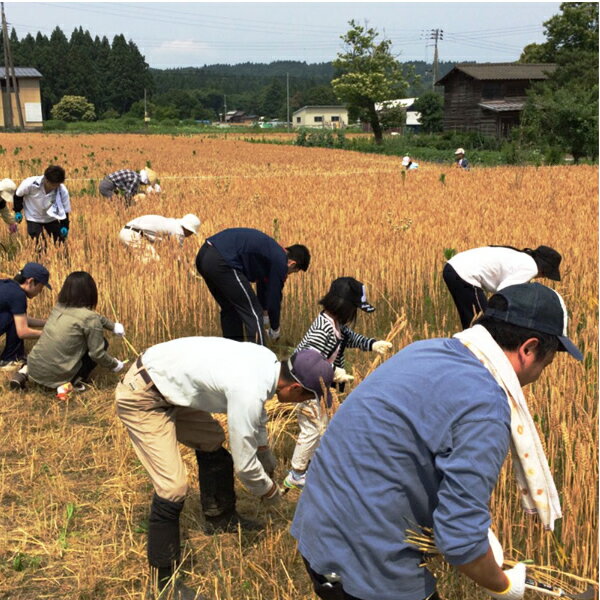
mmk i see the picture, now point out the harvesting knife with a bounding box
[525,578,596,599]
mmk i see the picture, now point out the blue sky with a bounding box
[5,2,562,68]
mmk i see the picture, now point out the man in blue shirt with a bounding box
[291,283,582,600]
[0,262,50,368]
[196,227,310,345]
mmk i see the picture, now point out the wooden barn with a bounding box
[436,62,556,137]
[0,67,43,129]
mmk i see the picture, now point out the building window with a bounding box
[331,116,340,122]
[296,117,301,123]
[314,116,323,123]
[482,82,503,99]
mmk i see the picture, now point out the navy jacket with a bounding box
[207,228,288,330]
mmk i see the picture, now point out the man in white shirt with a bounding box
[115,340,333,600]
[14,165,70,247]
[118,213,201,262]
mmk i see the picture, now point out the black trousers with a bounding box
[0,312,25,362]
[73,338,109,383]
[26,220,65,246]
[196,242,265,345]
[442,263,487,329]
[302,557,441,600]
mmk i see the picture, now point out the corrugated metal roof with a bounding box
[479,101,526,112]
[437,63,556,84]
[292,105,347,115]
[0,67,42,78]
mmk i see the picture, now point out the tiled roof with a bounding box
[437,63,556,84]
[0,67,42,78]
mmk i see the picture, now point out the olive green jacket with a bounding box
[28,304,118,388]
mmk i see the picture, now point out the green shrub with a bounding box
[43,120,67,131]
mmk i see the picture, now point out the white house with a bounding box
[375,97,421,132]
[292,105,348,129]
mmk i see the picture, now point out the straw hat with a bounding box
[140,168,158,185]
[0,178,16,203]
[179,214,201,235]
[454,148,465,155]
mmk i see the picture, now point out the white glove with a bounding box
[112,360,126,373]
[257,447,277,478]
[263,313,270,328]
[261,484,283,508]
[152,183,161,194]
[267,327,280,340]
[372,340,393,355]
[488,529,504,567]
[113,322,125,337]
[333,367,354,384]
[484,563,526,600]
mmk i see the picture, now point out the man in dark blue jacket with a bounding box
[196,228,310,345]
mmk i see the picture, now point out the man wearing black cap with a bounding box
[115,339,333,600]
[0,262,50,369]
[291,282,581,600]
[443,244,562,329]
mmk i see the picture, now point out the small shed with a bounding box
[0,67,43,129]
[292,105,348,129]
[436,62,556,137]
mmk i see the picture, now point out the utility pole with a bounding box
[428,28,443,90]
[1,2,13,128]
[223,94,227,122]
[143,87,149,129]
[286,72,290,132]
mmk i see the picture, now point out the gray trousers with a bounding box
[99,177,115,198]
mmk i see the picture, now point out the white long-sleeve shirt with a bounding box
[447,246,538,293]
[16,176,70,223]
[124,214,186,243]
[142,337,280,496]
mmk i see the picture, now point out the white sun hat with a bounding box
[401,156,411,166]
[455,147,465,155]
[0,178,16,203]
[179,214,201,235]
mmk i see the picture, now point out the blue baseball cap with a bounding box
[486,283,582,361]
[288,349,334,405]
[21,262,51,289]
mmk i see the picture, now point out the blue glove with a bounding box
[59,227,68,238]
[14,212,23,223]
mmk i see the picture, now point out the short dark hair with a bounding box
[474,295,559,359]
[44,165,66,184]
[57,271,98,309]
[319,291,358,326]
[279,358,295,385]
[286,245,311,271]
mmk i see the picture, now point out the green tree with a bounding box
[51,95,96,121]
[412,92,444,133]
[519,2,598,162]
[332,20,412,144]
[378,103,406,131]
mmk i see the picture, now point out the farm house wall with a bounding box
[0,78,43,128]
[293,107,348,128]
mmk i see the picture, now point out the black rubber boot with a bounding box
[195,447,262,534]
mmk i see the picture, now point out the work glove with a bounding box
[483,563,526,600]
[372,340,393,355]
[261,484,283,508]
[333,367,354,384]
[263,313,270,328]
[257,447,277,478]
[113,322,125,337]
[267,327,280,340]
[59,227,69,238]
[8,223,17,234]
[14,211,23,223]
[488,529,504,567]
[112,359,126,373]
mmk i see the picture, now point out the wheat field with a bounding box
[0,133,597,600]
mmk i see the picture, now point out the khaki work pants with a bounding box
[115,361,225,502]
[118,227,160,263]
[291,398,329,472]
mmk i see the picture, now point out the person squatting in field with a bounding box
[118,213,201,263]
[10,271,127,392]
[195,227,310,345]
[0,178,18,234]
[99,167,160,207]
[291,282,583,600]
[0,262,49,369]
[115,340,334,600]
[283,276,392,492]
[13,165,71,248]
[443,244,562,329]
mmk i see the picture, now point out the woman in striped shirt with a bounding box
[283,277,392,491]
